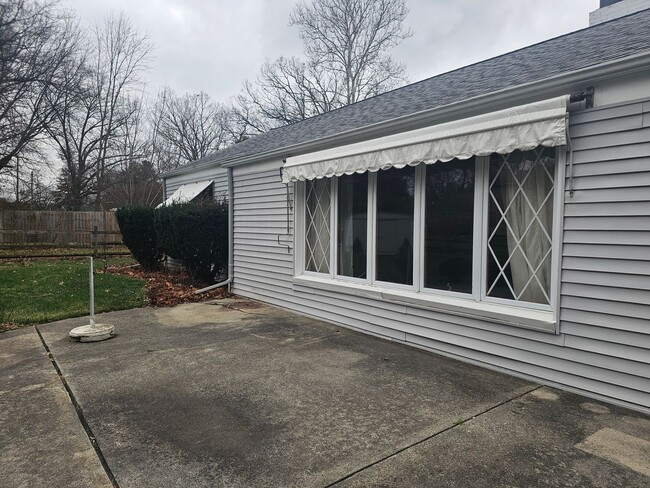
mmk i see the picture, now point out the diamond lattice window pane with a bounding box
[487,147,555,305]
[305,178,331,273]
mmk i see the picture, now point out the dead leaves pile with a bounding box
[0,322,20,333]
[102,264,228,307]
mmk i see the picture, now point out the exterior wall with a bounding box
[231,160,295,289]
[165,166,229,201]
[230,97,650,412]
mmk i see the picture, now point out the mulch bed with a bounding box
[101,264,230,307]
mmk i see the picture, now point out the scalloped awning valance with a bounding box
[281,96,568,183]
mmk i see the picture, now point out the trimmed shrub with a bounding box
[154,202,228,282]
[115,206,162,271]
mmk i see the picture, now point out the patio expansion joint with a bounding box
[34,325,121,488]
[324,383,543,488]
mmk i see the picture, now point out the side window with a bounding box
[193,182,214,203]
[305,178,331,274]
[487,148,555,305]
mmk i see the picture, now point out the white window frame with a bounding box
[333,173,373,284]
[372,165,418,292]
[419,157,480,301]
[301,177,334,278]
[293,147,566,333]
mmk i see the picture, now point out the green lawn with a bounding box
[0,258,146,326]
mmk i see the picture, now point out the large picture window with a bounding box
[299,146,560,317]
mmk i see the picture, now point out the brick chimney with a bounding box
[590,0,650,25]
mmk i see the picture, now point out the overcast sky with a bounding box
[60,0,601,103]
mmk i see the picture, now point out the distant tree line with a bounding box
[0,0,411,210]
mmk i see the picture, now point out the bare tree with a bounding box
[144,88,176,175]
[234,56,341,133]
[0,0,79,171]
[47,57,100,209]
[0,171,55,209]
[0,146,57,207]
[102,93,162,208]
[291,0,412,105]
[92,13,152,207]
[46,12,152,210]
[235,0,411,133]
[103,160,162,208]
[151,88,231,172]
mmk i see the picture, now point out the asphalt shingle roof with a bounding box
[177,8,650,173]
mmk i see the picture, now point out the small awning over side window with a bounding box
[158,180,214,208]
[282,96,568,183]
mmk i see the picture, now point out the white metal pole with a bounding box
[89,256,95,327]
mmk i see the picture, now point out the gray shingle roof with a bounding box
[175,8,650,173]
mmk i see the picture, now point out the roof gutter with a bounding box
[164,50,650,178]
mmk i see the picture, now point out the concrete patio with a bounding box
[1,298,649,487]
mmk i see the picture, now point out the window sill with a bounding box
[292,275,557,334]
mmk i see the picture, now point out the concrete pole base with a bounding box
[69,324,115,342]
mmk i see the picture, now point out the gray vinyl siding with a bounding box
[165,166,229,201]
[230,98,650,412]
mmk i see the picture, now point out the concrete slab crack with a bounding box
[34,325,120,488]
[323,384,542,488]
[208,301,270,316]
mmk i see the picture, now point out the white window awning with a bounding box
[282,96,569,183]
[158,180,214,208]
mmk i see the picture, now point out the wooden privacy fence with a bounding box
[0,211,123,248]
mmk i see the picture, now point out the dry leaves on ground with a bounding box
[0,322,21,333]
[101,265,229,307]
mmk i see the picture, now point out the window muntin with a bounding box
[424,158,475,293]
[487,148,555,305]
[305,178,331,273]
[337,173,368,278]
[376,166,415,285]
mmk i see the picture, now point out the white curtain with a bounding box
[500,155,554,304]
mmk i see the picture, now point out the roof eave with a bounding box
[163,50,650,179]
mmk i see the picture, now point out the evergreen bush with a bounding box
[154,202,228,282]
[115,207,162,271]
